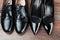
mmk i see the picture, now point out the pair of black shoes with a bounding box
[1,1,28,34]
[30,0,54,35]
[1,0,54,35]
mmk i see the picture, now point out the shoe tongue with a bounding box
[16,5,25,10]
[2,4,11,12]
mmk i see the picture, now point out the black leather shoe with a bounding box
[30,0,42,34]
[43,0,54,35]
[14,5,28,34]
[1,4,13,32]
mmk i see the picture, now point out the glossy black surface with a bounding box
[14,5,28,34]
[30,0,42,34]
[43,0,54,35]
[1,4,13,32]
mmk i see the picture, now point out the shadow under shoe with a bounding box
[43,0,54,35]
[30,0,42,35]
[1,4,13,33]
[15,5,28,34]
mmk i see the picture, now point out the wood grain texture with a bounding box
[0,0,60,40]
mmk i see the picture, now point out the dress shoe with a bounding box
[1,3,13,32]
[30,0,42,34]
[14,5,28,34]
[43,0,54,35]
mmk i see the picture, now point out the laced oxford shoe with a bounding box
[14,5,28,34]
[1,4,13,32]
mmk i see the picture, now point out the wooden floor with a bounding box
[0,0,60,40]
